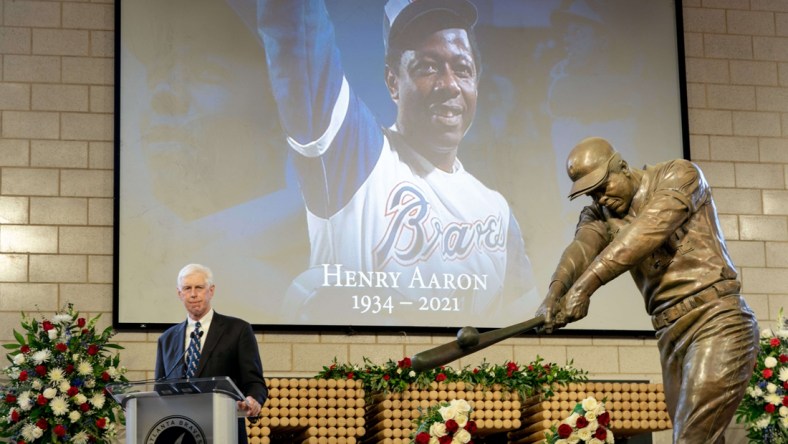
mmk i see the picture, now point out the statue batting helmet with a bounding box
[566,137,621,200]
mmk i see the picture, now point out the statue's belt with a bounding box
[651,280,740,330]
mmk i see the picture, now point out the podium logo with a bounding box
[146,415,206,444]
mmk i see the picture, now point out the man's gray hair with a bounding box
[177,263,214,288]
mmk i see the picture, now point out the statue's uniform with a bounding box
[553,158,758,443]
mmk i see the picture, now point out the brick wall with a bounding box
[3,0,788,442]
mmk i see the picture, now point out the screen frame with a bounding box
[112,0,690,338]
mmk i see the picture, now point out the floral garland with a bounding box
[545,396,614,444]
[736,308,788,444]
[317,355,587,400]
[0,304,128,444]
[411,399,477,444]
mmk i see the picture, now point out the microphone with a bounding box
[158,330,201,381]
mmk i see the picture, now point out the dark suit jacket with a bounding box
[155,312,268,405]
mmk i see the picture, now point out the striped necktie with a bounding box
[185,321,202,378]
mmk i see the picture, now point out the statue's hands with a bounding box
[536,281,566,334]
[560,272,602,323]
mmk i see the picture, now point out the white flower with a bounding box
[453,428,472,443]
[85,378,95,388]
[585,410,597,421]
[589,439,604,444]
[21,423,39,441]
[31,379,42,390]
[13,354,25,365]
[439,403,459,422]
[782,415,788,429]
[90,392,106,409]
[409,370,416,377]
[74,393,87,405]
[48,329,58,340]
[606,430,615,443]
[755,415,772,429]
[588,419,599,430]
[581,397,599,413]
[454,413,469,428]
[779,367,788,382]
[762,328,775,338]
[107,366,119,378]
[778,329,788,339]
[31,349,51,364]
[429,422,447,437]
[69,410,81,423]
[43,387,58,399]
[565,412,579,428]
[77,361,93,376]
[766,394,782,405]
[780,406,788,417]
[577,428,593,441]
[50,396,69,416]
[59,380,71,393]
[71,431,89,444]
[567,432,581,444]
[33,427,43,439]
[53,313,72,324]
[17,392,33,411]
[555,440,569,444]
[766,357,779,369]
[768,383,778,394]
[48,367,65,383]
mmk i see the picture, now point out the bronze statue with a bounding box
[537,136,759,443]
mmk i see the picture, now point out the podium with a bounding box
[108,377,245,444]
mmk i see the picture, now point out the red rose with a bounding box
[77,318,86,328]
[766,404,776,413]
[67,386,79,397]
[435,373,447,382]
[383,374,390,381]
[17,440,26,444]
[96,417,106,429]
[598,411,611,426]
[764,369,775,379]
[42,321,54,331]
[5,394,17,403]
[439,436,452,444]
[101,372,110,382]
[36,418,48,430]
[783,381,788,390]
[506,362,518,371]
[82,329,89,335]
[18,371,27,382]
[55,343,68,353]
[36,395,47,406]
[54,425,67,437]
[781,354,788,363]
[445,419,459,433]
[576,416,589,428]
[772,338,781,347]
[11,410,20,422]
[35,365,46,376]
[20,345,30,354]
[558,423,573,438]
[87,345,99,355]
[415,432,431,444]
[783,396,788,407]
[80,403,90,412]
[528,365,535,371]
[464,420,478,433]
[398,357,411,368]
[65,364,74,374]
[472,368,479,374]
[594,426,607,440]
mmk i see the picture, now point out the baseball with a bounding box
[456,326,480,348]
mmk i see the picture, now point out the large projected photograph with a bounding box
[115,0,686,332]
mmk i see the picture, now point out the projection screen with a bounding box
[115,0,687,333]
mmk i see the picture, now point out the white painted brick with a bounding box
[87,254,112,283]
[32,84,89,112]
[764,190,788,215]
[685,58,730,84]
[90,31,114,58]
[683,33,703,58]
[754,0,788,13]
[0,283,57,311]
[708,85,756,110]
[62,57,113,85]
[732,111,782,136]
[735,162,785,188]
[4,1,61,28]
[743,267,788,293]
[32,29,89,57]
[683,8,726,33]
[63,3,114,30]
[59,226,112,254]
[693,161,735,187]
[777,12,788,36]
[566,346,619,374]
[29,255,87,283]
[754,36,788,61]
[60,170,113,197]
[731,60,778,85]
[766,241,788,267]
[1,168,59,196]
[0,225,57,253]
[756,86,788,111]
[688,109,732,135]
[0,197,28,224]
[728,10,776,36]
[87,198,112,225]
[30,197,87,225]
[0,140,28,167]
[3,55,60,83]
[726,240,766,267]
[711,188,763,214]
[685,83,706,108]
[780,63,788,86]
[719,215,740,241]
[88,141,113,169]
[2,111,59,140]
[0,27,31,54]
[760,137,788,162]
[0,83,30,110]
[61,113,113,141]
[618,346,661,374]
[89,85,113,113]
[31,140,88,168]
[707,0,752,9]
[61,283,112,312]
[708,135,759,161]
[740,215,788,241]
[704,34,754,60]
[0,254,28,282]
[689,134,710,160]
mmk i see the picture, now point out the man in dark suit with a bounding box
[155,263,268,443]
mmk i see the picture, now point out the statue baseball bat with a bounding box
[410,315,546,372]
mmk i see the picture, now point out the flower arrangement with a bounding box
[317,355,587,400]
[545,396,614,444]
[0,304,128,444]
[411,399,477,444]
[736,308,788,444]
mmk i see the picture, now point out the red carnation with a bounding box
[435,373,447,382]
[54,425,67,437]
[36,395,47,406]
[36,418,48,430]
[11,410,20,422]
[87,345,99,356]
[783,396,788,407]
[439,436,452,444]
[781,354,788,363]
[576,416,589,428]
[594,426,607,440]
[598,411,611,426]
[55,343,68,353]
[81,329,89,335]
[445,419,459,433]
[17,440,26,444]
[472,368,479,374]
[65,364,75,374]
[101,372,111,382]
[42,321,54,331]
[35,365,46,376]
[346,372,354,380]
[5,394,17,404]
[18,371,27,382]
[398,357,411,368]
[558,423,573,438]
[20,345,30,354]
[96,417,106,429]
[764,369,774,379]
[772,338,781,347]
[528,365,535,371]
[766,404,776,413]
[464,420,478,433]
[77,318,86,328]
[80,403,90,412]
[415,432,431,444]
[67,386,79,397]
